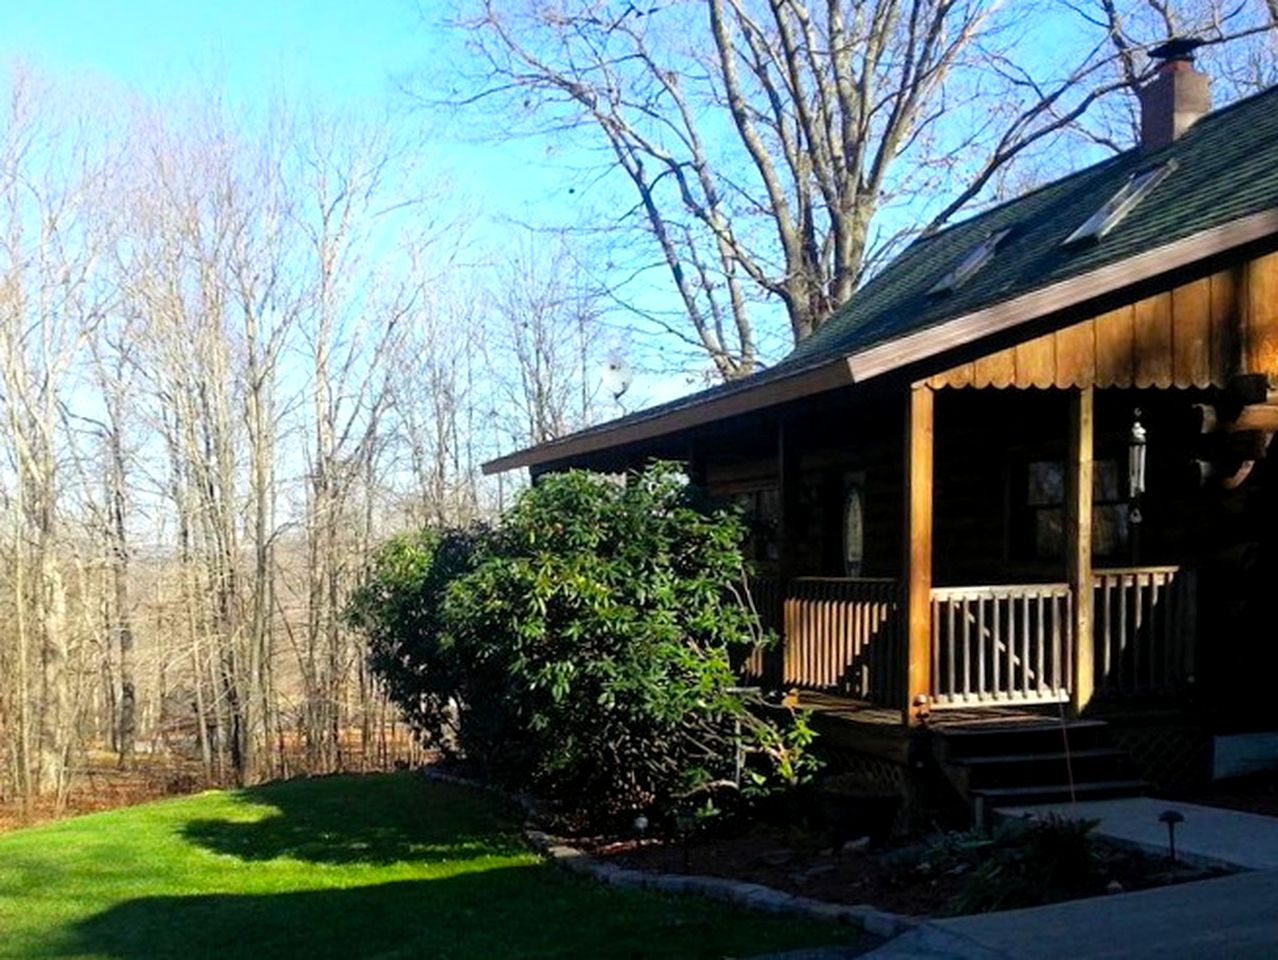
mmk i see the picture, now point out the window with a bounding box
[843,485,865,577]
[1062,162,1176,245]
[928,227,1013,295]
[731,488,781,563]
[1022,459,1128,559]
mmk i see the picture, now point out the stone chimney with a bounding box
[1139,38,1211,150]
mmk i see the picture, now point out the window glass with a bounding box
[1027,461,1064,506]
[1093,504,1129,557]
[732,488,781,563]
[1022,458,1127,559]
[1094,460,1121,502]
[1034,509,1064,558]
[1063,162,1175,244]
[928,228,1013,295]
[843,486,864,578]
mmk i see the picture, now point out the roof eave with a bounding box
[485,204,1278,476]
[482,355,856,474]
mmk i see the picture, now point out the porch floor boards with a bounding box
[791,691,901,727]
[793,690,1063,729]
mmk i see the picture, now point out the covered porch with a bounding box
[738,383,1206,724]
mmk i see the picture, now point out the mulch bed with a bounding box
[584,822,1233,917]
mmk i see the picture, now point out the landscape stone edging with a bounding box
[421,767,913,939]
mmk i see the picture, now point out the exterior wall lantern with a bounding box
[1128,409,1147,524]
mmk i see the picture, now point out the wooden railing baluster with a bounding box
[1022,600,1032,700]
[1089,567,1197,699]
[752,567,1197,710]
[758,577,900,705]
[928,583,1072,705]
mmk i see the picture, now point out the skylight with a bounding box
[928,227,1013,296]
[1063,161,1178,245]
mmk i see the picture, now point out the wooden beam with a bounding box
[1067,387,1095,714]
[1244,250,1278,377]
[1229,405,1278,433]
[903,384,934,724]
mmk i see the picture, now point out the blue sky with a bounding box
[0,1,421,102]
[0,1,700,404]
[0,2,585,235]
[0,1,1140,405]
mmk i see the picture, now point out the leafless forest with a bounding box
[0,69,606,811]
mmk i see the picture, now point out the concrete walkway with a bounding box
[999,796,1278,869]
[860,868,1278,959]
[857,800,1278,958]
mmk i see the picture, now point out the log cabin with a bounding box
[485,44,1278,818]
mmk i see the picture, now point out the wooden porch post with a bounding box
[903,384,934,724]
[1067,387,1095,713]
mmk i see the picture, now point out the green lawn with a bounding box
[0,772,862,959]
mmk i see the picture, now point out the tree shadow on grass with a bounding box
[53,775,859,959]
[179,773,523,866]
[64,866,851,960]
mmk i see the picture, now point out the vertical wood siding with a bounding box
[927,253,1278,390]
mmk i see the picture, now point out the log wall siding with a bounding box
[927,252,1278,390]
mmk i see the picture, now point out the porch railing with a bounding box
[745,566,1197,710]
[781,577,902,704]
[930,583,1073,705]
[1093,566,1197,698]
[741,575,785,687]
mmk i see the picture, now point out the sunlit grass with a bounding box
[0,772,860,959]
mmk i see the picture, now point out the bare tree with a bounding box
[486,233,606,448]
[79,322,141,770]
[117,97,282,784]
[0,64,109,801]
[288,109,435,772]
[382,266,499,529]
[446,0,1278,377]
[0,68,487,807]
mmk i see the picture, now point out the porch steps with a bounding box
[970,779,1149,807]
[955,748,1131,787]
[930,717,1147,820]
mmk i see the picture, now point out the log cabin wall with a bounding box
[700,389,906,580]
[784,390,906,579]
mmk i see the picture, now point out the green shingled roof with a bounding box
[785,81,1278,368]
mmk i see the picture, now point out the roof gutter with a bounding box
[486,205,1278,475]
